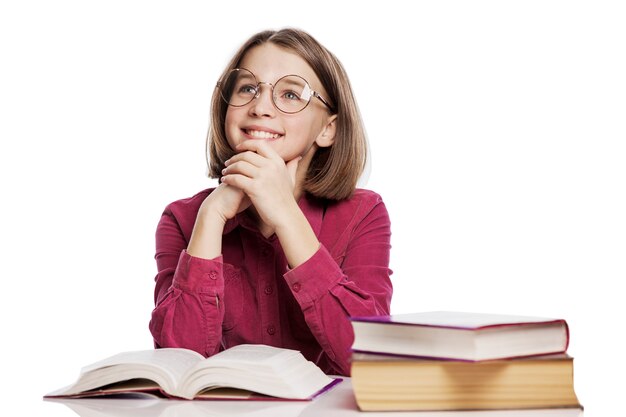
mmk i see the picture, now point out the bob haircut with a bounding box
[207,28,367,200]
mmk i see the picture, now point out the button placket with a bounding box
[253,238,280,343]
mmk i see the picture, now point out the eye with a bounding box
[282,90,301,101]
[239,84,257,95]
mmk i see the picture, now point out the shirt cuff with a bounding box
[172,250,225,294]
[283,245,344,304]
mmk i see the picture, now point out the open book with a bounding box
[45,344,340,401]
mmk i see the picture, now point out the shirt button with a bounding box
[207,271,217,280]
[264,285,273,295]
[292,283,301,293]
[261,247,271,257]
[267,325,276,335]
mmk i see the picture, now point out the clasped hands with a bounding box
[207,140,302,231]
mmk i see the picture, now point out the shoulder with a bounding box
[159,188,215,234]
[315,189,390,249]
[349,188,385,205]
[330,188,385,210]
[157,187,217,240]
[322,188,388,222]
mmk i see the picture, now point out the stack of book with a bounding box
[349,311,582,412]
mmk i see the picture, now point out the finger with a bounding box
[225,150,266,168]
[220,173,254,194]
[222,160,260,178]
[235,139,280,160]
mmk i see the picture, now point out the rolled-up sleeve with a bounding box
[283,196,393,375]
[149,209,225,357]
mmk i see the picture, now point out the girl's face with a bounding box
[224,43,336,163]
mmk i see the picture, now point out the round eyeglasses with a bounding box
[217,68,334,114]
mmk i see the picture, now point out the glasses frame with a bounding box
[216,68,335,114]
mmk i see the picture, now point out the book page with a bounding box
[179,345,335,400]
[81,349,204,384]
[205,344,296,366]
[385,311,560,328]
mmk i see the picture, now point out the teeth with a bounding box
[247,130,281,139]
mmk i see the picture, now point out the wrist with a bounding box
[272,198,302,231]
[275,208,320,268]
[198,202,229,226]
[188,207,227,260]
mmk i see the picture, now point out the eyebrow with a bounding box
[241,68,312,85]
[277,78,306,88]
[235,72,255,81]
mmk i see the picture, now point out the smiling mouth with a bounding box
[243,129,283,140]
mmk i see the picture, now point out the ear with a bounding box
[315,114,337,148]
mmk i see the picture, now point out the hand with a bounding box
[220,140,301,230]
[198,182,251,224]
[187,183,250,260]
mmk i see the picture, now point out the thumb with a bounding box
[286,156,302,186]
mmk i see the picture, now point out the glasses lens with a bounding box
[273,75,312,113]
[220,69,257,107]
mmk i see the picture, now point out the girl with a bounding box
[149,28,392,376]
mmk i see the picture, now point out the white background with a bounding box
[1,1,624,415]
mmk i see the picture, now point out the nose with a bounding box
[249,82,276,117]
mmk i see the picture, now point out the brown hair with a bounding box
[206,28,367,200]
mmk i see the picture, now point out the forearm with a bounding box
[275,200,320,268]
[187,208,226,260]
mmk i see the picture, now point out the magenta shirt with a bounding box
[149,188,392,376]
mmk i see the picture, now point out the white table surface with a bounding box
[35,377,583,417]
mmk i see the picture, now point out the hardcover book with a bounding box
[351,353,582,411]
[351,311,569,361]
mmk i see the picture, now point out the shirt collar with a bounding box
[222,193,325,237]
